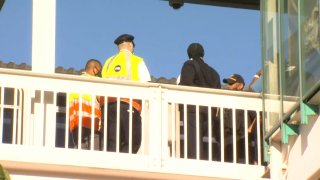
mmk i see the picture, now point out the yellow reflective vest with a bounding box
[101,50,143,80]
[102,50,143,112]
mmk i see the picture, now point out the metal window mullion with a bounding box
[183,104,187,159]
[65,93,70,148]
[297,0,305,124]
[244,109,249,164]
[232,108,236,163]
[220,107,224,162]
[196,105,200,160]
[278,0,285,123]
[129,98,133,154]
[78,94,83,150]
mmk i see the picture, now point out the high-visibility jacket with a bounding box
[102,50,142,81]
[69,73,101,132]
[101,50,143,112]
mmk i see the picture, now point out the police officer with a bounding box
[101,34,151,153]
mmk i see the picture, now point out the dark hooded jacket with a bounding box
[179,43,221,89]
[179,43,221,113]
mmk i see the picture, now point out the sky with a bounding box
[0,0,261,85]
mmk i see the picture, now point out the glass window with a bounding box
[301,0,320,96]
[263,0,320,137]
[281,0,300,98]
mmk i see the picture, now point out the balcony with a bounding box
[0,68,267,179]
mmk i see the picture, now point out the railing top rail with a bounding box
[160,83,262,98]
[0,68,157,88]
[0,68,262,99]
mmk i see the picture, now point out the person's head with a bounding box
[85,59,102,77]
[114,34,135,53]
[187,43,204,60]
[223,74,245,91]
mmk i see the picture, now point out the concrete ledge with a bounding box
[2,160,221,180]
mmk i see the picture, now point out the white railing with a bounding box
[0,68,267,179]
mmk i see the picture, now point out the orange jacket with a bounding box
[69,95,101,132]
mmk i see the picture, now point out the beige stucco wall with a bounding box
[285,115,320,180]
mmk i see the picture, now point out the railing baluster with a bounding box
[12,88,17,144]
[196,105,200,160]
[17,89,23,144]
[171,102,175,158]
[140,99,146,155]
[39,90,44,146]
[65,93,70,149]
[208,106,212,161]
[183,104,187,159]
[90,94,94,150]
[220,107,224,162]
[244,109,249,164]
[232,108,236,163]
[78,94,83,150]
[103,95,108,152]
[51,91,57,148]
[129,98,133,154]
[116,97,120,153]
[0,86,4,143]
[257,111,261,166]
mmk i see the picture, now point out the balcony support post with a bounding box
[147,87,163,167]
[32,0,56,74]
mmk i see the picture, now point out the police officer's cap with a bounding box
[114,34,135,45]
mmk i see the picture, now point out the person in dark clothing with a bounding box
[222,74,257,163]
[178,43,221,160]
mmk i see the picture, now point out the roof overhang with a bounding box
[0,0,5,11]
[166,0,259,10]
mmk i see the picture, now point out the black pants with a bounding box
[180,111,207,159]
[107,102,142,153]
[71,127,101,150]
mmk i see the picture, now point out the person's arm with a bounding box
[179,61,196,86]
[248,69,262,91]
[248,111,257,133]
[138,61,151,82]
